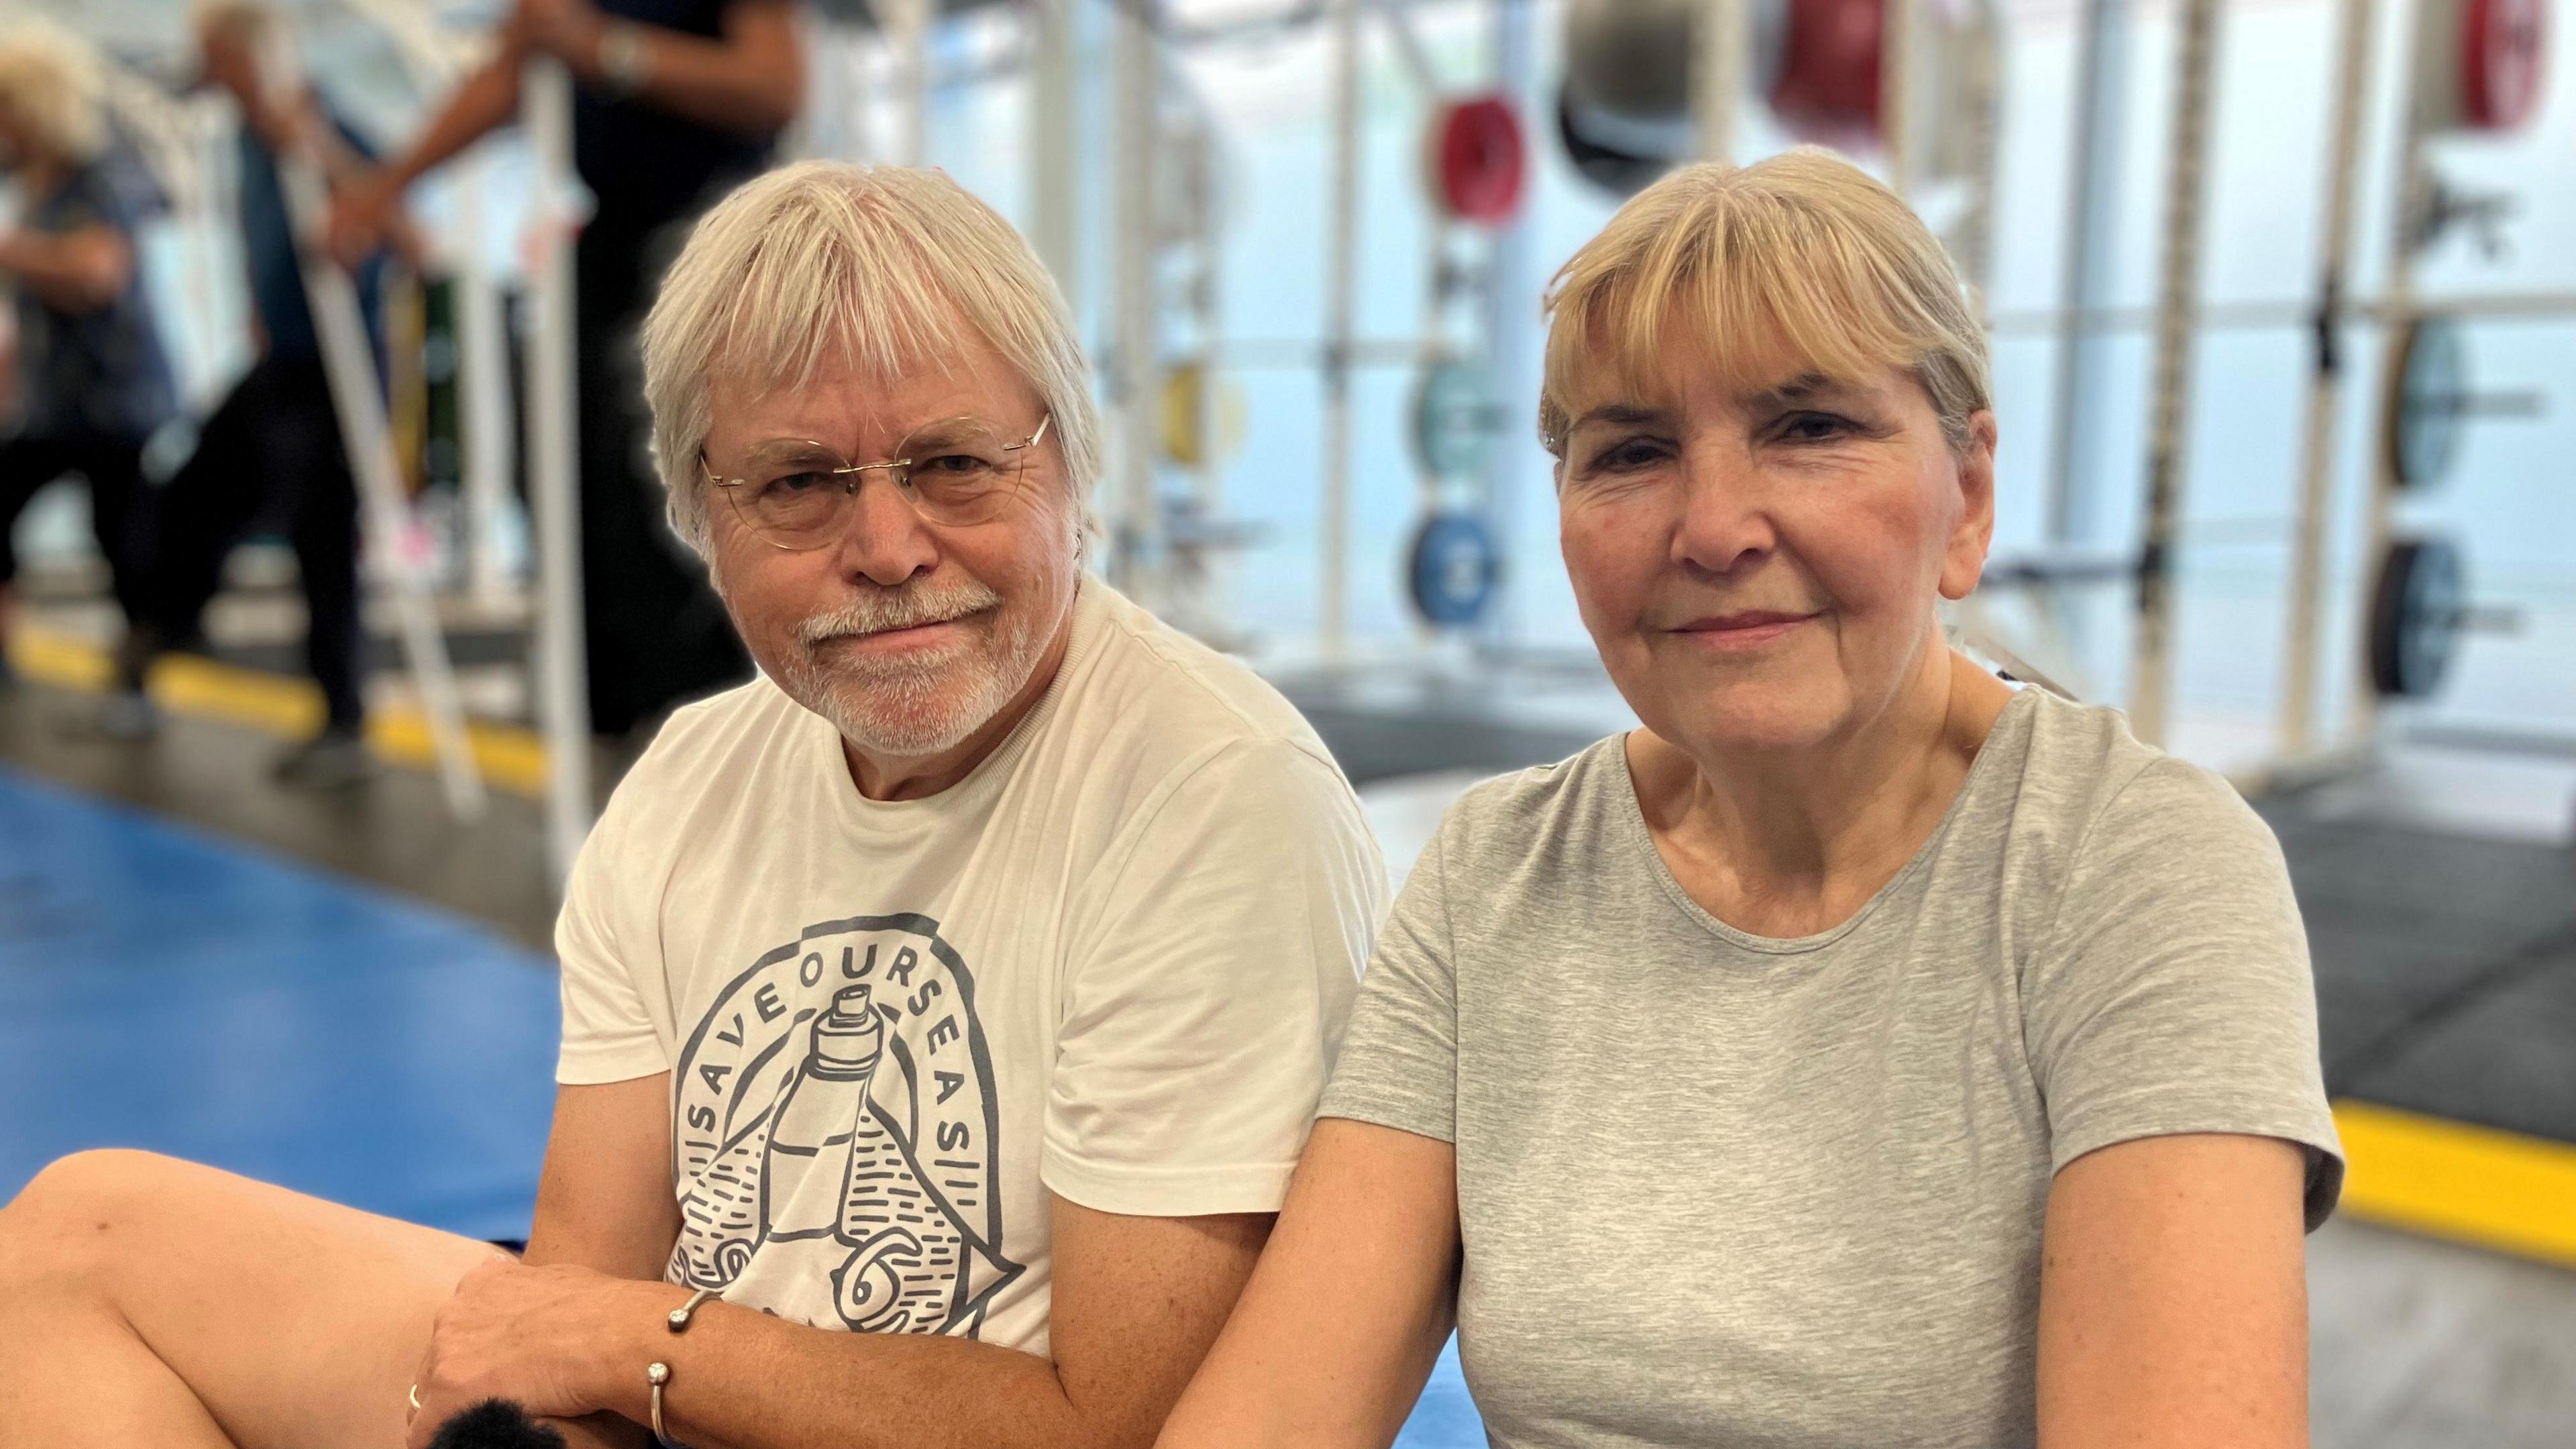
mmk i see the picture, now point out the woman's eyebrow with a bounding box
[1566,402,1668,433]
[1741,371,1847,410]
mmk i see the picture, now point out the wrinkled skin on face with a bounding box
[1552,335,1996,760]
[700,337,1081,798]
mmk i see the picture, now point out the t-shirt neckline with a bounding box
[1610,684,2041,958]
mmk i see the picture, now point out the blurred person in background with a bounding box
[0,23,178,718]
[333,0,804,741]
[110,0,394,785]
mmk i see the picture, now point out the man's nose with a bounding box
[830,472,942,586]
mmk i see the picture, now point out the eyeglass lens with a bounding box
[727,416,1036,547]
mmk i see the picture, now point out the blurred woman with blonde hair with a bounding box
[0,21,176,715]
[1161,148,2341,1449]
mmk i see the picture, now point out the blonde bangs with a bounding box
[1539,150,1989,455]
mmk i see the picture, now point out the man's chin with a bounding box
[825,698,995,758]
[802,662,1009,758]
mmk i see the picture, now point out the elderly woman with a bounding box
[1161,150,2340,1448]
[0,25,176,712]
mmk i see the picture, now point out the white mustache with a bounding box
[798,580,1002,645]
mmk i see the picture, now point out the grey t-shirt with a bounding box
[1319,686,2342,1449]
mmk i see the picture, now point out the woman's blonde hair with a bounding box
[1538,148,1990,456]
[642,161,1102,557]
[0,21,110,166]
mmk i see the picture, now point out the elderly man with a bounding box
[0,162,1385,1449]
[117,1,394,783]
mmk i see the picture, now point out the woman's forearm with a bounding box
[384,52,528,199]
[0,227,131,313]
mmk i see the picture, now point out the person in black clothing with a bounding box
[125,1,392,785]
[0,25,179,722]
[332,0,803,738]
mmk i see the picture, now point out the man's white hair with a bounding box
[0,21,110,165]
[642,160,1102,557]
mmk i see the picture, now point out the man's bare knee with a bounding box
[0,1148,182,1289]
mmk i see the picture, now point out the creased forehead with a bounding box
[1551,218,1921,421]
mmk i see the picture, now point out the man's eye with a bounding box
[761,470,835,496]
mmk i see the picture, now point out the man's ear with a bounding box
[1938,410,1998,602]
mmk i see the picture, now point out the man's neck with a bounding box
[841,586,1079,802]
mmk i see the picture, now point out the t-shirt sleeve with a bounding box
[1314,812,1461,1144]
[1044,738,1388,1216]
[2025,757,2345,1228]
[553,802,672,1085]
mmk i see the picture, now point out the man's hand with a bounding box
[403,1257,688,1448]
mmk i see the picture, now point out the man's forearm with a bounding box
[591,1288,1102,1449]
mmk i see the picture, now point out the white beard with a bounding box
[776,576,1047,757]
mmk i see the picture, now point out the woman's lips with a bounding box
[1667,611,1817,649]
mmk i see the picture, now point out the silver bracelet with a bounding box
[649,1288,722,1448]
[596,21,653,98]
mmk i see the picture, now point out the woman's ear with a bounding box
[1937,410,1998,602]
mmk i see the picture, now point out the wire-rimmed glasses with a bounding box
[702,412,1054,551]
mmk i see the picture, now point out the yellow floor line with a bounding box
[2332,1099,2576,1268]
[7,626,549,798]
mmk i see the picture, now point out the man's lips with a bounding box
[811,608,987,653]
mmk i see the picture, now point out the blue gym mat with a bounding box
[0,766,559,1240]
[0,765,1486,1437]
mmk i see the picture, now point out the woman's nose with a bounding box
[1671,446,1777,576]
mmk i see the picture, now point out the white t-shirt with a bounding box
[555,580,1387,1356]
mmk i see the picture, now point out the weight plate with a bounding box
[2463,0,2548,130]
[2369,535,2468,698]
[1426,96,1529,225]
[1555,83,1682,199]
[2385,317,2469,492]
[1411,360,1505,482]
[1770,0,1886,138]
[1407,511,1504,628]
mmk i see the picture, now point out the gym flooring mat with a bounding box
[0,747,1492,1442]
[0,765,558,1242]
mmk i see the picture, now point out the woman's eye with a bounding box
[1585,438,1670,474]
[1776,412,1854,443]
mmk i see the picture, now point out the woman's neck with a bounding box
[1629,636,2015,938]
